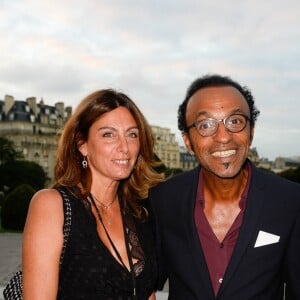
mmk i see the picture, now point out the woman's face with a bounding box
[79,106,140,185]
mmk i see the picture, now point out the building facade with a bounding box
[0,95,72,183]
[272,156,300,173]
[151,125,181,169]
[179,146,199,171]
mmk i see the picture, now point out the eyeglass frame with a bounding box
[186,113,250,137]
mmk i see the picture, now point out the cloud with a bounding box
[0,0,300,160]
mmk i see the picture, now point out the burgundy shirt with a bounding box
[194,162,251,296]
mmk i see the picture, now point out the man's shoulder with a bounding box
[151,167,200,192]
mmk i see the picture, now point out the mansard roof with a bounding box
[0,99,60,123]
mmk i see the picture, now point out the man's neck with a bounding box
[202,167,249,204]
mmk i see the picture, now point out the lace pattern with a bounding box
[124,213,145,276]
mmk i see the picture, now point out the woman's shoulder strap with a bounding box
[56,186,72,265]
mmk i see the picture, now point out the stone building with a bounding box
[248,147,260,165]
[151,125,181,169]
[179,146,199,171]
[272,156,300,173]
[0,95,72,183]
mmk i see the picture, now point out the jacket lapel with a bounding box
[217,164,266,297]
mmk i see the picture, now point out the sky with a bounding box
[1,0,300,160]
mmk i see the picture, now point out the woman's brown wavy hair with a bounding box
[52,89,164,219]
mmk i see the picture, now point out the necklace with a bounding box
[91,194,117,226]
[92,193,117,210]
[89,194,137,299]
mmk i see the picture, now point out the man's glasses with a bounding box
[187,114,250,137]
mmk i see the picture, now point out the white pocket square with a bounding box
[254,230,280,248]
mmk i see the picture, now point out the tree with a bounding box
[153,153,183,177]
[278,167,300,183]
[1,184,35,230]
[0,191,5,207]
[0,160,47,193]
[0,136,23,164]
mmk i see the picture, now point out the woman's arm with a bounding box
[22,189,64,300]
[148,292,156,300]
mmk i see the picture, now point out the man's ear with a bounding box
[182,133,195,155]
[250,127,255,145]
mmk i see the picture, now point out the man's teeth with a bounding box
[212,150,236,158]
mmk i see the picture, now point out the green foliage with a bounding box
[154,164,183,178]
[153,153,183,177]
[1,184,35,231]
[278,167,300,183]
[0,160,47,193]
[0,136,23,164]
[0,192,5,207]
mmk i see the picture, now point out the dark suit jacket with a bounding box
[149,162,300,299]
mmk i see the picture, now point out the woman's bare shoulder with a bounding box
[26,188,64,222]
[30,188,63,205]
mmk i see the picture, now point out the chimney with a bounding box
[26,97,38,116]
[4,95,14,115]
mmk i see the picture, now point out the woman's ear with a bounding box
[75,132,87,156]
[182,133,195,155]
[77,140,87,157]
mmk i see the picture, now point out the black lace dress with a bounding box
[57,188,157,300]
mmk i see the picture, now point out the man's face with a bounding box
[183,86,254,179]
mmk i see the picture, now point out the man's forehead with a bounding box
[186,86,250,119]
[188,86,247,107]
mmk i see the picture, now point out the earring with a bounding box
[82,156,88,169]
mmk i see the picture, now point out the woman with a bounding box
[22,89,164,299]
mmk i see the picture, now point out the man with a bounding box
[149,74,300,299]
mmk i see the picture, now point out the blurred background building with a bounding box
[0,95,72,182]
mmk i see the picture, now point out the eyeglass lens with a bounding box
[195,114,248,136]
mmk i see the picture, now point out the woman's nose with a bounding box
[117,136,129,153]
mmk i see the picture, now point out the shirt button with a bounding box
[218,278,223,284]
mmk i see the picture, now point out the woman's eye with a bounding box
[127,131,139,138]
[103,132,115,138]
